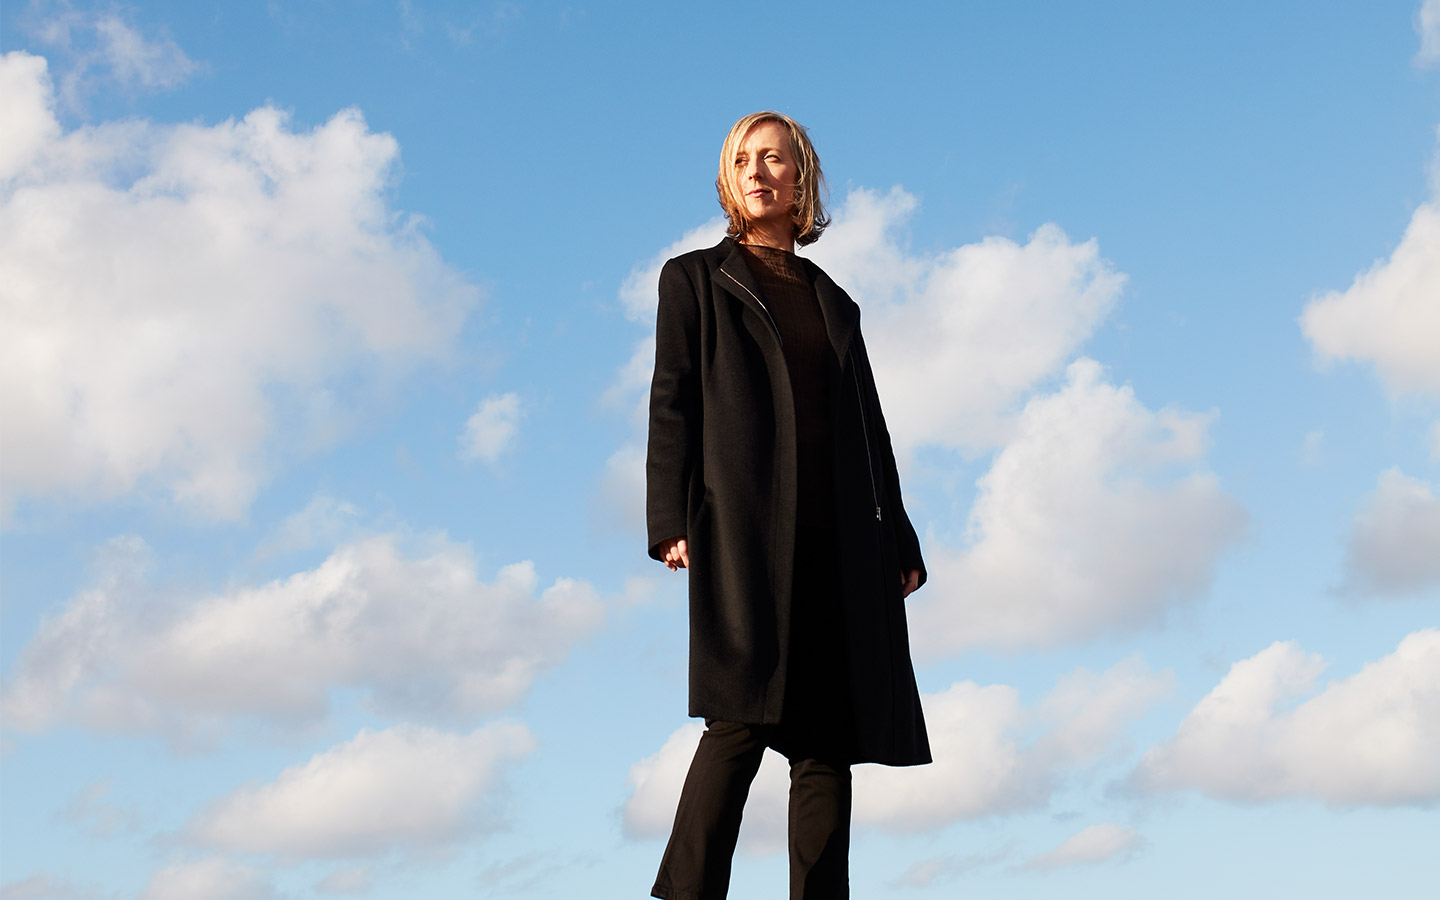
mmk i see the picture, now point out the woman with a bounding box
[646,111,930,900]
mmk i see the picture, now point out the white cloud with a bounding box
[622,722,705,838]
[1418,0,1440,67]
[804,188,1127,454]
[139,858,276,900]
[1021,823,1142,872]
[857,656,1170,832]
[0,51,477,520]
[254,495,362,558]
[29,8,199,105]
[1300,131,1440,396]
[1344,468,1440,596]
[460,392,523,463]
[623,658,1170,849]
[910,359,1246,655]
[1134,629,1440,806]
[0,533,602,741]
[0,53,59,181]
[186,722,534,858]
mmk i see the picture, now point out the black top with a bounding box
[739,243,836,529]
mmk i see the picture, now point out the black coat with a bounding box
[646,236,931,767]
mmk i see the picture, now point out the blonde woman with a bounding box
[646,111,930,899]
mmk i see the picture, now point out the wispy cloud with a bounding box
[27,6,199,106]
[1020,823,1143,872]
[1,533,603,744]
[1417,0,1440,67]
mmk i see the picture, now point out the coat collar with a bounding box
[710,237,861,366]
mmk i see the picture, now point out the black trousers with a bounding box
[650,721,852,900]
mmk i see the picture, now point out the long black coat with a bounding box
[646,236,931,767]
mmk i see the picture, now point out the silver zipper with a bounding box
[851,363,882,522]
[721,269,782,347]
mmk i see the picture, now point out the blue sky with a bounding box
[1,1,1437,898]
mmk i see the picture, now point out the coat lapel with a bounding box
[711,237,861,366]
[711,239,778,343]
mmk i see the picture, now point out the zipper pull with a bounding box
[875,506,883,521]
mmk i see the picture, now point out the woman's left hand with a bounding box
[900,569,921,599]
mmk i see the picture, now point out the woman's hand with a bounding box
[660,537,689,571]
[900,569,921,599]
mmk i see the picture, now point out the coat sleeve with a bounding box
[645,258,702,561]
[856,329,927,588]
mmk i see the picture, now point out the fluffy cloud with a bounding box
[1344,468,1440,596]
[0,51,477,519]
[623,657,1170,851]
[139,859,276,900]
[460,392,524,463]
[804,188,1127,454]
[1418,0,1440,67]
[910,359,1246,655]
[1134,629,1440,806]
[186,722,534,858]
[1300,131,1440,396]
[1021,823,1142,872]
[0,533,602,741]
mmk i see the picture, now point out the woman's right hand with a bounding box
[659,537,689,571]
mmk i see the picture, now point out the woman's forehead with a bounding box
[740,120,792,152]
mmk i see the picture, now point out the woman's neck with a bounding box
[740,221,794,253]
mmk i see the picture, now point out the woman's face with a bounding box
[732,120,797,229]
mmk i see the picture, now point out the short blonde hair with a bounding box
[716,111,830,247]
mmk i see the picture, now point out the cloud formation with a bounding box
[1,533,602,742]
[1300,130,1440,396]
[1418,0,1440,67]
[624,657,1170,850]
[1344,468,1440,596]
[139,858,276,900]
[911,359,1246,655]
[460,392,524,464]
[28,7,199,105]
[1134,629,1440,806]
[186,722,534,858]
[0,51,477,520]
[805,189,1127,454]
[1021,823,1142,872]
